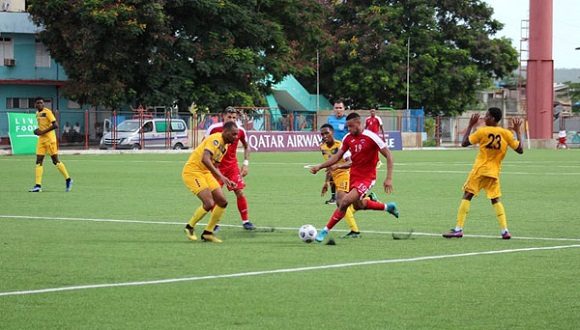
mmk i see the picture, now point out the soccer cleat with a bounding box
[315,228,329,242]
[242,221,256,231]
[442,229,464,238]
[368,191,379,202]
[201,231,222,243]
[386,202,399,218]
[502,231,511,240]
[184,226,197,241]
[29,185,42,192]
[325,197,336,205]
[65,178,73,192]
[213,225,220,233]
[341,231,361,239]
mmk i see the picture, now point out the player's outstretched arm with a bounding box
[310,149,345,174]
[379,147,394,194]
[202,150,235,189]
[461,114,480,147]
[512,117,524,154]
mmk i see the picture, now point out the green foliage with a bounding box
[305,0,518,115]
[28,0,327,110]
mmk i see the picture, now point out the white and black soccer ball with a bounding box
[299,224,317,243]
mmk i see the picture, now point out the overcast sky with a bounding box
[484,0,580,68]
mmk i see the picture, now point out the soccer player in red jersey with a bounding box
[364,108,385,140]
[310,112,399,242]
[205,106,255,230]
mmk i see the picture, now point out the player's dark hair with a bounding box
[333,98,344,105]
[34,97,44,102]
[488,107,502,122]
[346,112,360,121]
[320,123,334,131]
[224,106,237,114]
[223,121,237,131]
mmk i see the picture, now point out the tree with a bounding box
[27,0,327,110]
[302,0,518,115]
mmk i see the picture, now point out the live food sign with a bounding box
[7,112,38,155]
[246,131,402,152]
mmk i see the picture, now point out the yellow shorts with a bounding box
[36,140,58,156]
[182,170,220,195]
[332,171,350,193]
[463,171,501,199]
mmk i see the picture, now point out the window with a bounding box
[0,37,14,65]
[171,121,186,132]
[35,40,51,68]
[6,97,51,109]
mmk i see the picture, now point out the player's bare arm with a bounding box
[328,160,352,171]
[310,149,345,174]
[34,121,58,136]
[240,136,250,177]
[512,117,524,154]
[461,113,480,147]
[379,147,394,194]
[202,149,235,189]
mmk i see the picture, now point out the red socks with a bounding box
[237,195,249,221]
[365,200,385,210]
[325,209,346,230]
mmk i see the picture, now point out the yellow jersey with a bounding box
[184,133,229,173]
[36,108,57,142]
[320,140,349,179]
[469,125,520,179]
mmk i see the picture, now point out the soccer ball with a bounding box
[299,224,317,243]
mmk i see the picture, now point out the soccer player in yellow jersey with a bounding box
[443,107,523,239]
[182,121,239,243]
[29,97,72,192]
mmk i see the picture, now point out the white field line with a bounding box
[1,215,580,242]
[1,244,579,297]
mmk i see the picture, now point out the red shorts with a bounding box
[350,178,376,198]
[217,165,246,191]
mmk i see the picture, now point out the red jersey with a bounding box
[205,122,246,169]
[341,130,386,183]
[365,116,383,134]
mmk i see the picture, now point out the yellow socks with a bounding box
[205,205,226,232]
[55,162,70,179]
[35,164,43,185]
[344,205,360,232]
[493,202,508,231]
[456,199,471,229]
[188,206,209,227]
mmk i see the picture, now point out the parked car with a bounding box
[99,118,190,150]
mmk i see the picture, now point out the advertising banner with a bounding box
[246,130,403,152]
[7,112,38,155]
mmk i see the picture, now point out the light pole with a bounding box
[406,37,410,111]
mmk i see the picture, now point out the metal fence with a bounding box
[2,108,579,149]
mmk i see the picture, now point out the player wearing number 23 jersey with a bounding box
[443,108,523,240]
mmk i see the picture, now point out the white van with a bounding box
[99,118,190,150]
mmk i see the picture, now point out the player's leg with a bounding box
[234,189,255,230]
[30,154,45,192]
[325,177,336,204]
[351,180,398,218]
[49,145,72,192]
[316,189,360,242]
[182,172,214,241]
[444,172,479,238]
[334,174,360,238]
[201,176,227,243]
[486,179,510,239]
